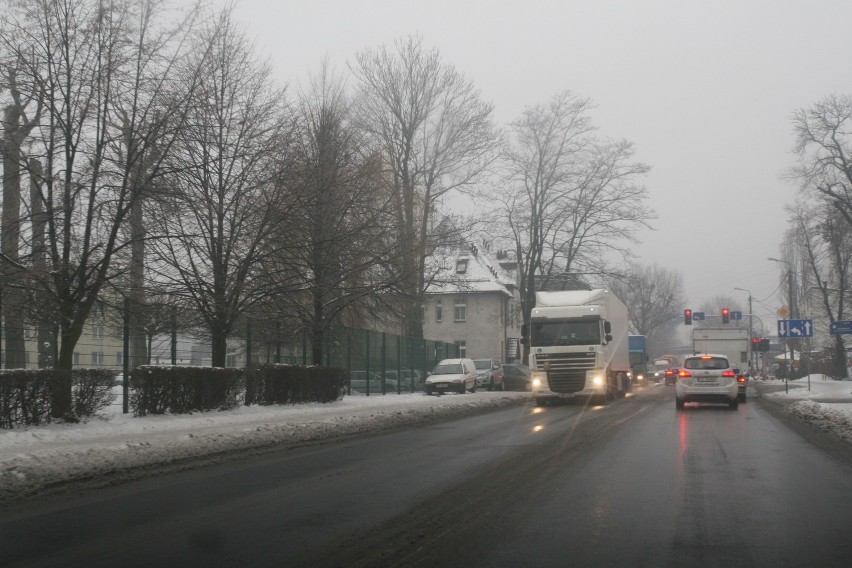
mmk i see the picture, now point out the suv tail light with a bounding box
[678,369,692,378]
[722,370,736,378]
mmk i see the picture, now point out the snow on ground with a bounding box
[0,390,529,503]
[1,375,851,504]
[761,374,852,444]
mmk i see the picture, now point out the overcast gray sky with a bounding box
[220,0,852,326]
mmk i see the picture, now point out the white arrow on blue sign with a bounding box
[778,319,813,337]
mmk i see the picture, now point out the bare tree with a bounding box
[0,55,41,369]
[149,7,293,368]
[698,296,744,326]
[790,94,852,227]
[607,263,685,351]
[495,91,653,359]
[1,0,203,418]
[350,35,501,338]
[791,201,852,377]
[275,61,403,364]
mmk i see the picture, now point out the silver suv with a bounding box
[675,354,739,410]
[473,358,504,391]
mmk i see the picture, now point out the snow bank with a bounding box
[0,392,529,503]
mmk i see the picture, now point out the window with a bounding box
[73,352,80,365]
[93,300,105,318]
[226,354,237,368]
[454,298,466,322]
[436,299,443,322]
[455,340,467,358]
[116,351,124,366]
[92,324,105,340]
[456,259,468,274]
[91,351,104,366]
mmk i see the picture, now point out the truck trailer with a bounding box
[525,289,630,405]
[692,327,750,401]
[628,335,649,385]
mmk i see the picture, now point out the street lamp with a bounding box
[734,287,753,369]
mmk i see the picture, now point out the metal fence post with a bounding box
[170,306,177,366]
[123,297,130,414]
[246,317,252,368]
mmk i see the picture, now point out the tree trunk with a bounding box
[832,334,847,378]
[52,313,85,419]
[1,105,26,369]
[129,197,148,366]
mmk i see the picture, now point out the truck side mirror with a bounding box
[604,321,612,334]
[605,334,613,342]
[521,323,528,338]
[520,337,527,345]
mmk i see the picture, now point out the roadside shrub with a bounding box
[0,369,117,428]
[248,365,346,405]
[71,369,117,419]
[130,366,243,416]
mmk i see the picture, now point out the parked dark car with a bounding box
[503,363,532,391]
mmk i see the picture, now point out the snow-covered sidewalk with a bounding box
[0,391,529,503]
[759,375,852,445]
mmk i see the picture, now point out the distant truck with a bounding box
[525,289,630,405]
[692,327,749,369]
[692,327,750,401]
[628,335,649,384]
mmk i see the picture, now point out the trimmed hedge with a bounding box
[246,364,346,405]
[130,366,243,416]
[0,368,116,428]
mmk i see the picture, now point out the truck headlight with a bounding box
[591,375,605,386]
[531,372,546,387]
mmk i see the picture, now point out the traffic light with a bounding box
[721,308,730,324]
[684,309,692,325]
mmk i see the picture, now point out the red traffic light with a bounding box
[721,308,730,324]
[684,309,693,325]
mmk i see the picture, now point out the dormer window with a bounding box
[456,259,468,274]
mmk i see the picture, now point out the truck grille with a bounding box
[535,353,595,393]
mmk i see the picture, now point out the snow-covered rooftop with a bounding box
[424,243,516,297]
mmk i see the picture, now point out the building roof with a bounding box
[424,242,516,298]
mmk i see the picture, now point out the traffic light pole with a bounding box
[747,293,753,371]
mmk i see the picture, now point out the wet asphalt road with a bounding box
[2,382,851,567]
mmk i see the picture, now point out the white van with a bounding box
[425,358,478,395]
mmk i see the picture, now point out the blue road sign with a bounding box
[778,319,813,338]
[830,321,852,335]
[693,311,705,321]
[731,311,742,320]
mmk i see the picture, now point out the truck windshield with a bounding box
[530,321,601,346]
